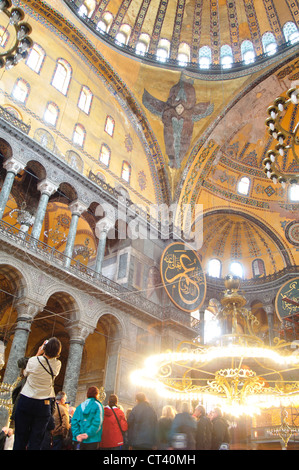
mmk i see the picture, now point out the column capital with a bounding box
[66,321,93,344]
[15,298,43,321]
[95,217,115,238]
[37,179,58,197]
[69,200,88,216]
[3,157,25,175]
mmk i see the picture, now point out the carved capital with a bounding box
[66,321,93,344]
[37,179,58,197]
[69,200,88,216]
[3,157,25,175]
[95,217,115,238]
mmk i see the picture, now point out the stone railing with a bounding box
[0,219,198,330]
[0,106,31,135]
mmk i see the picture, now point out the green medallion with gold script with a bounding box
[275,277,299,322]
[160,242,206,312]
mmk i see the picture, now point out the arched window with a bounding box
[289,183,299,202]
[198,46,212,69]
[262,32,277,55]
[177,43,190,66]
[78,1,96,18]
[99,143,111,166]
[97,12,113,33]
[136,33,150,56]
[104,115,115,136]
[230,261,244,278]
[44,102,59,126]
[208,258,221,278]
[78,86,93,114]
[11,78,30,103]
[66,150,84,173]
[156,39,170,62]
[121,161,131,183]
[73,123,86,148]
[51,59,72,95]
[252,259,266,278]
[237,176,250,195]
[115,31,127,45]
[220,45,233,68]
[241,40,255,64]
[283,21,299,44]
[26,43,45,73]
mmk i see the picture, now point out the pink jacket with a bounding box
[100,406,128,448]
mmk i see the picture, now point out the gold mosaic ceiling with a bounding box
[77,0,298,68]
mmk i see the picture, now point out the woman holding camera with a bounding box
[13,337,62,450]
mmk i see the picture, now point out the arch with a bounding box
[26,43,46,73]
[11,78,30,104]
[44,101,60,126]
[34,128,55,152]
[262,32,277,55]
[51,58,72,95]
[0,138,13,160]
[72,123,86,148]
[66,150,84,174]
[200,209,293,267]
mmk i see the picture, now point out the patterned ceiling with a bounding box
[72,0,299,70]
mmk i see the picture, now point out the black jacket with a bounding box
[211,416,230,450]
[195,415,212,450]
[127,401,158,449]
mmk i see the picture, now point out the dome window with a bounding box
[207,258,221,278]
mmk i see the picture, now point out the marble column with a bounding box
[30,179,57,241]
[3,299,42,384]
[264,304,275,345]
[63,323,92,405]
[94,218,114,275]
[64,200,87,268]
[0,158,25,220]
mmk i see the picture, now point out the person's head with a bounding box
[43,337,61,358]
[161,405,177,419]
[179,401,191,414]
[193,405,206,418]
[108,394,118,407]
[87,386,100,399]
[135,392,147,403]
[56,391,67,404]
[211,407,222,419]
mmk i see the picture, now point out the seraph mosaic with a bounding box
[142,75,214,169]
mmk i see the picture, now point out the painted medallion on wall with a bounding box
[285,221,299,247]
[160,242,206,312]
[275,277,299,322]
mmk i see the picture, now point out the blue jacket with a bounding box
[71,398,104,444]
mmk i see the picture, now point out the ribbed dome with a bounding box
[200,212,287,279]
[69,0,299,73]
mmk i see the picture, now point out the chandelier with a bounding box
[131,276,299,417]
[0,0,33,69]
[263,85,299,187]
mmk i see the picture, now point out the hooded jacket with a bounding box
[99,406,128,448]
[71,397,104,444]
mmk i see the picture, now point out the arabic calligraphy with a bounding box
[160,243,206,312]
[275,278,299,321]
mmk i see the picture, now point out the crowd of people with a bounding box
[0,337,230,451]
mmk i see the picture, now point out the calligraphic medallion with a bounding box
[275,277,299,322]
[160,242,206,312]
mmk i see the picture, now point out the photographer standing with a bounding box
[13,337,62,450]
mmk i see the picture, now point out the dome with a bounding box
[200,212,288,279]
[71,0,299,74]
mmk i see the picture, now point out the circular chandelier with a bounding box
[263,85,299,187]
[131,276,299,417]
[0,0,32,69]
